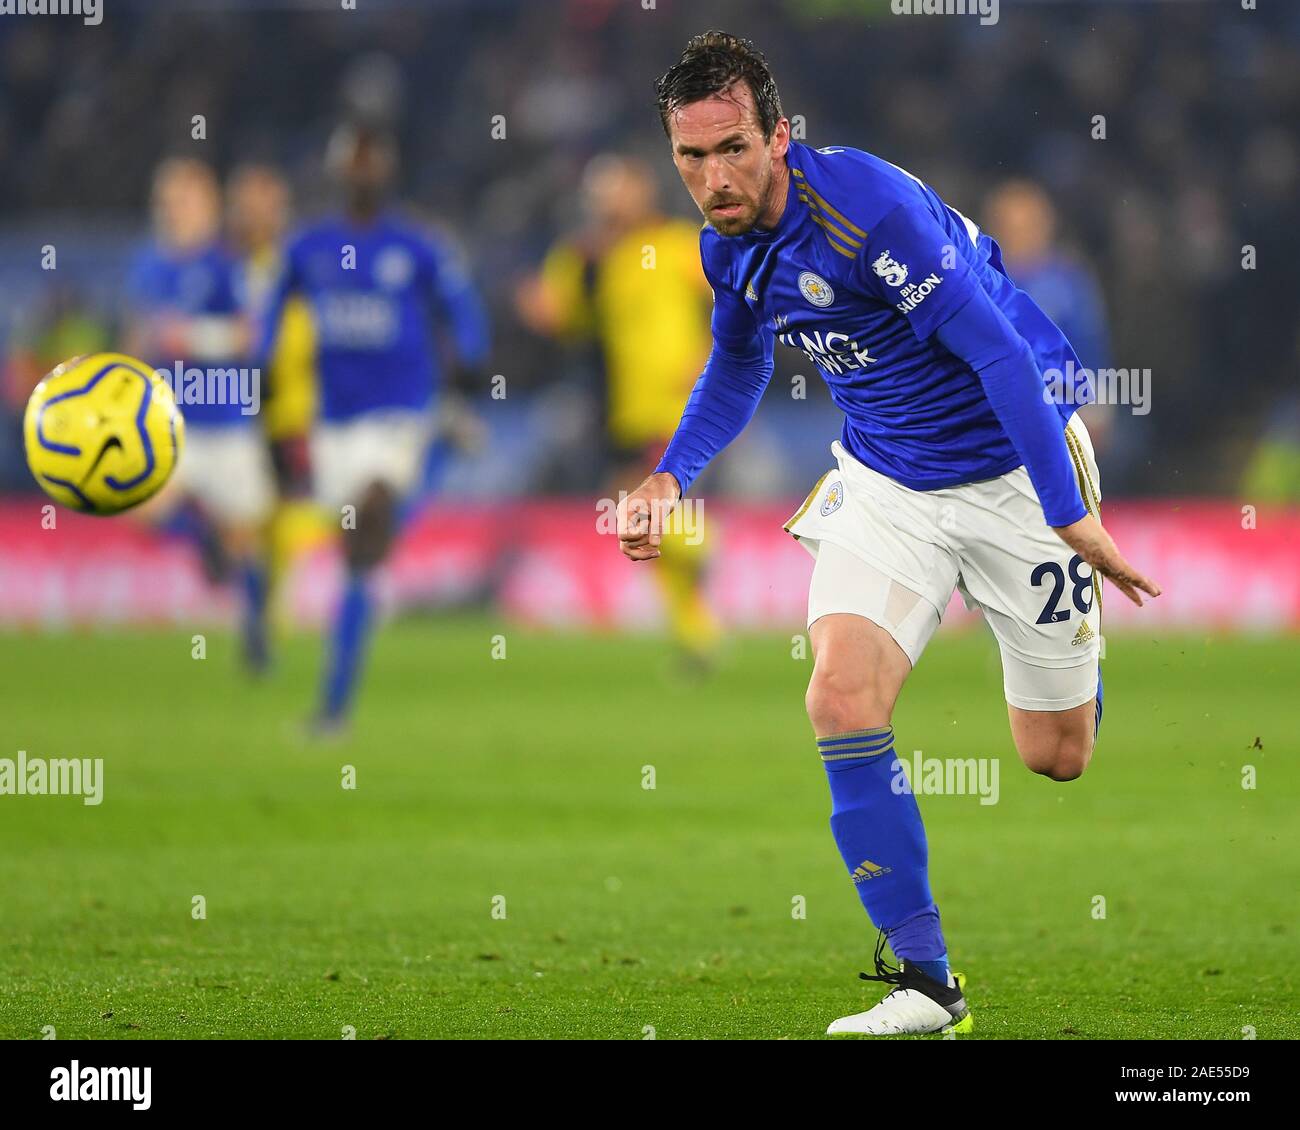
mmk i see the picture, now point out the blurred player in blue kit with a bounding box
[617,33,1161,1035]
[984,179,1116,451]
[126,157,274,672]
[258,123,489,734]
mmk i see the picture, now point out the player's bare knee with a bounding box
[344,525,387,572]
[223,523,259,560]
[1020,732,1093,781]
[343,484,398,571]
[805,664,891,734]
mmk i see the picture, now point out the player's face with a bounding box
[331,133,396,201]
[583,158,657,230]
[153,164,220,250]
[668,84,789,236]
[228,169,288,250]
[986,182,1055,263]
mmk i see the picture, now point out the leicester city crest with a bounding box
[375,245,415,290]
[820,480,844,516]
[798,270,835,308]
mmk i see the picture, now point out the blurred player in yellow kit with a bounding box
[227,163,331,616]
[518,154,720,666]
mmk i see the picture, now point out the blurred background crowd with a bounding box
[0,0,1297,506]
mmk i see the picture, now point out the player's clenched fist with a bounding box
[617,472,681,561]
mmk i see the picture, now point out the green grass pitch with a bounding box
[0,619,1295,1039]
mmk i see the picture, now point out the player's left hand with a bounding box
[1052,512,1162,607]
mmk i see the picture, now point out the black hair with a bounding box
[655,31,783,141]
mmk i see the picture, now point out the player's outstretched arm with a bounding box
[617,472,681,561]
[917,266,1160,606]
[1051,512,1162,607]
[932,292,1162,607]
[616,255,773,562]
[853,200,1163,609]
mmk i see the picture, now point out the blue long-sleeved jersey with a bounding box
[125,240,247,427]
[655,141,1090,528]
[258,212,489,422]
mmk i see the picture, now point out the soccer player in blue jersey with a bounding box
[617,32,1162,1035]
[126,157,274,672]
[258,123,489,733]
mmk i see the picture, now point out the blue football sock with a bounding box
[818,726,948,969]
[322,572,374,720]
[1095,662,1104,737]
[163,501,229,582]
[887,907,950,983]
[238,560,269,670]
[912,957,951,985]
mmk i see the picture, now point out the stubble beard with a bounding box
[703,164,772,237]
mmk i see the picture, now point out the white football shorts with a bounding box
[311,409,433,512]
[175,423,274,526]
[786,413,1103,712]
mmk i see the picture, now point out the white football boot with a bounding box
[827,935,973,1036]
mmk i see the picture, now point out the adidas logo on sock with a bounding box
[851,859,893,884]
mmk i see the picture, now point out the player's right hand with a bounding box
[616,472,681,561]
[1052,512,1162,607]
